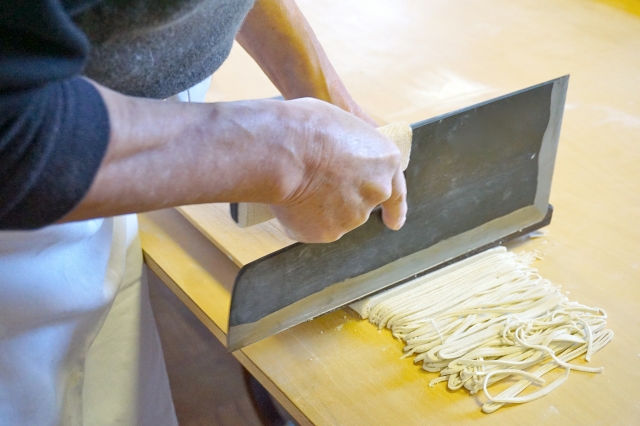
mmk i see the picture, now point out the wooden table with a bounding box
[139,0,640,424]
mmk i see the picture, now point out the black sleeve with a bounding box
[0,0,110,230]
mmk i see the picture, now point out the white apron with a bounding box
[0,216,177,426]
[0,77,210,426]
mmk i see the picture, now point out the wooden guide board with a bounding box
[140,0,640,424]
[177,203,293,267]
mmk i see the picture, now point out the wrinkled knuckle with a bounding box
[359,182,384,204]
[321,231,343,243]
[381,184,394,202]
[351,210,369,228]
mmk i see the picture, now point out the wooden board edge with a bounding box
[143,253,228,344]
[234,350,314,426]
[143,251,313,426]
[175,206,245,268]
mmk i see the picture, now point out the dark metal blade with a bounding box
[227,76,569,352]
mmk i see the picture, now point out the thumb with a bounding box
[380,167,407,231]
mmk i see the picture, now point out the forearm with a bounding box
[236,0,376,125]
[60,77,406,240]
[62,82,305,221]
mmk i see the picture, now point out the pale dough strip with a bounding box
[349,246,613,413]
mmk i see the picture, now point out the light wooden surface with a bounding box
[140,0,640,424]
[176,203,293,267]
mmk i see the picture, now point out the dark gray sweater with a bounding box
[76,0,255,98]
[0,0,255,229]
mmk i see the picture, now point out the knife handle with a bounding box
[231,121,412,228]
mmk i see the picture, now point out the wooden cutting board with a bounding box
[138,0,640,424]
[177,204,294,267]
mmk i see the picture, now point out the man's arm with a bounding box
[66,0,408,241]
[236,0,377,126]
[2,0,406,241]
[63,82,407,242]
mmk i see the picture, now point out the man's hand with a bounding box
[234,0,409,240]
[273,98,406,242]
